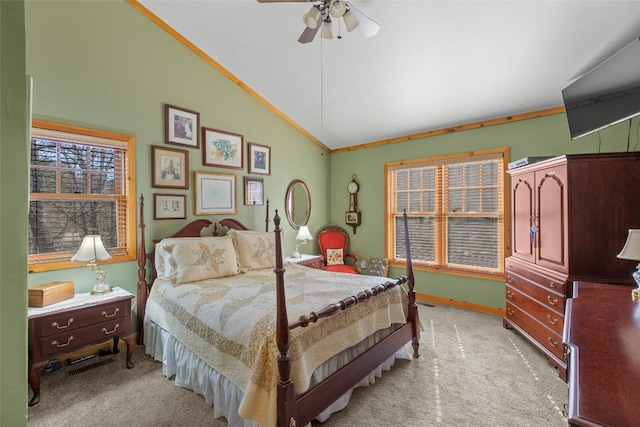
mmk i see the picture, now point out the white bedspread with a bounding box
[144,263,408,427]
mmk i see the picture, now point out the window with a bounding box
[28,120,136,272]
[385,148,508,278]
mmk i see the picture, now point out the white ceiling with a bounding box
[137,0,640,150]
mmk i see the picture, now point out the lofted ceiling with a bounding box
[136,0,640,151]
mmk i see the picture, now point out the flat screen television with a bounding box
[562,37,640,140]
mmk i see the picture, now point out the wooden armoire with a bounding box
[503,152,640,380]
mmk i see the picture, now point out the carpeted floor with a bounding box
[28,304,568,426]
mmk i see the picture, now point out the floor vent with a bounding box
[67,357,114,376]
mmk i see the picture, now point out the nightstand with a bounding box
[285,254,323,270]
[27,287,135,406]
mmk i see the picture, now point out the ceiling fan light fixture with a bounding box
[321,19,333,39]
[303,6,320,29]
[342,10,359,32]
[329,0,347,19]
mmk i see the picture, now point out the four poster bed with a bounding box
[136,195,421,427]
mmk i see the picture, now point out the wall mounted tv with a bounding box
[562,37,640,140]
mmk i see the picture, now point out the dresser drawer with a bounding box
[505,302,564,360]
[505,258,567,294]
[37,300,128,338]
[39,318,127,357]
[506,271,565,315]
[506,284,564,335]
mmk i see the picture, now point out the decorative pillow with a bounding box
[172,236,238,283]
[228,229,276,270]
[368,257,389,277]
[155,237,207,280]
[326,248,344,265]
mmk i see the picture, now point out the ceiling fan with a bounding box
[257,0,380,44]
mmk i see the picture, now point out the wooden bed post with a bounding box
[273,210,296,427]
[137,194,148,345]
[403,210,420,357]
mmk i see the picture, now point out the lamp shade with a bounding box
[296,226,313,242]
[71,235,112,262]
[321,20,333,39]
[329,0,347,18]
[343,10,359,32]
[617,229,640,261]
[303,6,320,29]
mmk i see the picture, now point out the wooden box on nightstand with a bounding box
[28,281,75,307]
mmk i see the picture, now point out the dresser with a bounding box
[564,281,639,427]
[504,152,640,380]
[28,288,135,406]
[285,254,323,269]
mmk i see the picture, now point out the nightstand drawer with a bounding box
[39,318,127,357]
[38,300,128,338]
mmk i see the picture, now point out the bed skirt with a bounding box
[144,320,410,427]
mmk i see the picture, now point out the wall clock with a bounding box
[345,175,361,234]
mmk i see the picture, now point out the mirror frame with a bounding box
[285,179,311,229]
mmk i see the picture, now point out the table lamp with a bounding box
[292,225,313,258]
[617,229,640,301]
[71,235,113,295]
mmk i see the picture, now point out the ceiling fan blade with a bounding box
[298,24,321,44]
[346,3,380,38]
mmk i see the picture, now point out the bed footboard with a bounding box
[273,210,420,427]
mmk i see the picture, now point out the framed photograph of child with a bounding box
[152,145,189,189]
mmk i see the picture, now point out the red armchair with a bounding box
[317,226,359,274]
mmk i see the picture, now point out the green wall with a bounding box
[330,113,639,308]
[25,0,330,294]
[1,0,29,424]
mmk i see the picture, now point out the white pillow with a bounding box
[228,229,276,270]
[155,237,207,280]
[172,236,239,283]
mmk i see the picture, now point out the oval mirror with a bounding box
[285,179,311,229]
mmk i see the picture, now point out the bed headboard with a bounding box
[136,194,270,343]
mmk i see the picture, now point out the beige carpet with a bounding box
[28,304,568,426]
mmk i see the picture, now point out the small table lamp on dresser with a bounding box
[71,235,113,295]
[617,229,640,300]
[292,225,313,258]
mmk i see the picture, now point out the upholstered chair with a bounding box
[317,226,359,274]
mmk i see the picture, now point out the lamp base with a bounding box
[91,282,113,295]
[632,264,640,301]
[291,248,301,258]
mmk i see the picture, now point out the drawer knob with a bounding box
[52,318,74,329]
[102,324,120,335]
[549,281,558,288]
[507,307,514,316]
[547,315,559,325]
[101,308,120,318]
[52,336,74,348]
[547,337,558,347]
[547,296,558,306]
[507,276,514,284]
[506,290,515,298]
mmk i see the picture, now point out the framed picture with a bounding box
[195,171,236,215]
[248,142,271,175]
[152,146,189,189]
[154,193,187,220]
[165,104,200,148]
[202,127,243,169]
[244,177,264,206]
